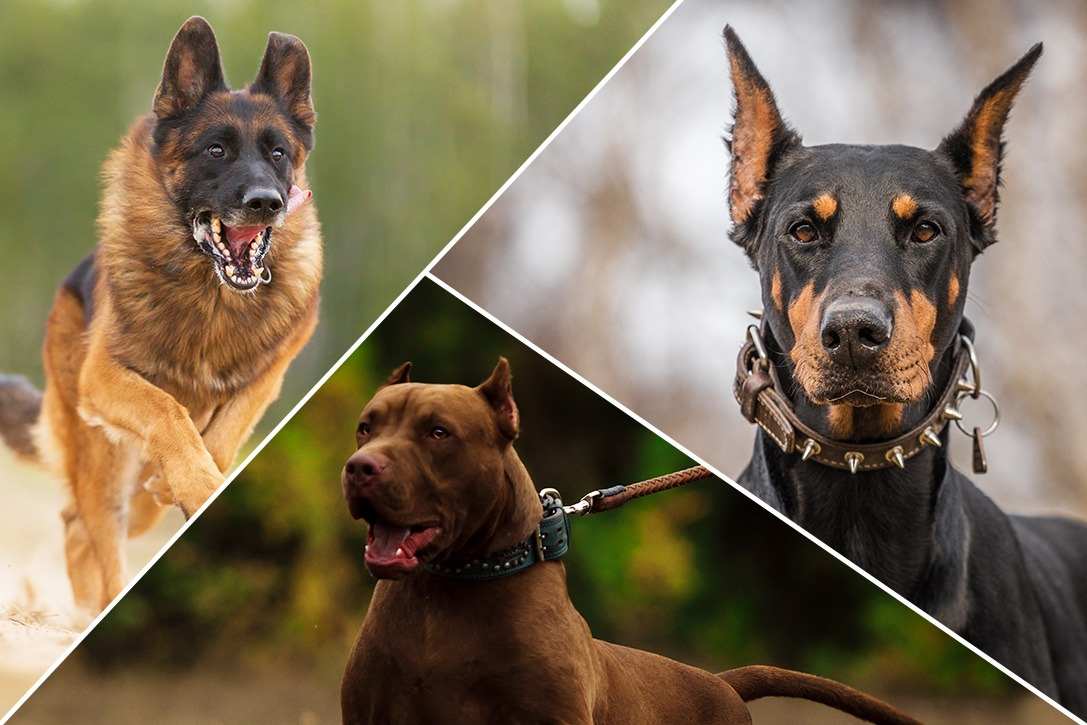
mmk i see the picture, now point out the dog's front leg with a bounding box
[201,306,317,473]
[77,328,221,519]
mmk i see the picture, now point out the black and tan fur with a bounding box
[725,27,1087,716]
[0,17,322,613]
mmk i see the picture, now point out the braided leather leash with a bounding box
[560,465,715,516]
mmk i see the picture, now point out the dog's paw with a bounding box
[164,455,223,518]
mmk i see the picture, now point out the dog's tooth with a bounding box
[225,264,236,278]
[395,548,404,557]
[213,232,221,243]
[254,266,265,278]
[211,217,220,233]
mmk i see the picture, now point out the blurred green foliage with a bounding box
[0,0,669,429]
[67,280,1015,698]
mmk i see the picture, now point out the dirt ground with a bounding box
[0,447,181,719]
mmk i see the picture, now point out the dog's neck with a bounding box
[756,330,962,593]
[447,447,546,563]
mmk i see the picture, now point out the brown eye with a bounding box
[790,223,817,244]
[429,426,449,440]
[912,221,940,244]
[271,148,285,162]
[356,422,371,439]
[207,144,225,158]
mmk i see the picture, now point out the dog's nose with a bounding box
[820,299,892,368]
[242,187,284,215]
[344,452,387,487]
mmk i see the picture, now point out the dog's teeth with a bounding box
[254,266,265,277]
[225,264,236,277]
[211,217,220,233]
[213,232,221,243]
[395,548,404,557]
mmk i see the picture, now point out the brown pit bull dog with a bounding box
[340,359,920,724]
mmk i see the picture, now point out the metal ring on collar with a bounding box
[954,389,1000,438]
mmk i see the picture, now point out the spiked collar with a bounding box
[733,317,995,474]
[422,490,570,581]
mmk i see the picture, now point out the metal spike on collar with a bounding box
[919,427,942,447]
[800,438,821,461]
[746,309,763,320]
[940,405,964,421]
[886,446,906,469]
[845,452,863,474]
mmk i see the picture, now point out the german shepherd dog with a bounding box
[0,17,321,613]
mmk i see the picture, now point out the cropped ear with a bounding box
[153,17,227,120]
[251,31,316,145]
[937,43,1042,250]
[381,362,412,387]
[476,358,519,441]
[724,26,801,249]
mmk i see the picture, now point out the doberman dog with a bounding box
[341,359,920,724]
[724,27,1087,717]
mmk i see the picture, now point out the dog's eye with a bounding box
[207,144,225,159]
[429,427,449,440]
[789,223,817,244]
[357,422,371,437]
[912,222,940,244]
[271,148,285,162]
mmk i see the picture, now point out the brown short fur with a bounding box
[4,17,322,613]
[340,361,918,724]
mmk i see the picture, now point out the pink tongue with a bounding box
[225,225,266,248]
[286,185,312,216]
[369,522,411,559]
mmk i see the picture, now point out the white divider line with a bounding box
[1,3,689,722]
[426,272,1084,725]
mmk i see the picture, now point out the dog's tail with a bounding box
[717,665,922,725]
[0,374,43,463]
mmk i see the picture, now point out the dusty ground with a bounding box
[0,447,181,719]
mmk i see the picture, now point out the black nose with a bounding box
[820,299,893,368]
[242,187,284,216]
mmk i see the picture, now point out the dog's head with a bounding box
[341,359,527,580]
[725,27,1040,440]
[151,17,315,292]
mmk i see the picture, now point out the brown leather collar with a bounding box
[733,320,980,474]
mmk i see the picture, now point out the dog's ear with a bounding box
[937,43,1042,251]
[381,362,412,387]
[477,357,519,441]
[153,17,228,120]
[724,26,801,256]
[251,31,316,147]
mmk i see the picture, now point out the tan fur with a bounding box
[813,193,838,221]
[891,194,918,219]
[788,284,936,438]
[771,268,783,311]
[38,100,320,613]
[948,273,960,310]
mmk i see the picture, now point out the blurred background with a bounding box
[0,0,670,713]
[8,280,1063,724]
[436,0,1087,521]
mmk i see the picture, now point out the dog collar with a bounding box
[733,317,997,474]
[422,490,570,581]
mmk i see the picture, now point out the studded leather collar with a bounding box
[733,318,983,474]
[422,490,570,581]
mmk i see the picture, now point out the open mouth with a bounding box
[349,496,442,579]
[192,212,271,291]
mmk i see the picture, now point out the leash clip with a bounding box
[563,490,601,516]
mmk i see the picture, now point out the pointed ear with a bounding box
[381,362,412,388]
[153,17,227,120]
[937,43,1042,248]
[251,32,316,145]
[724,26,801,249]
[477,358,519,441]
